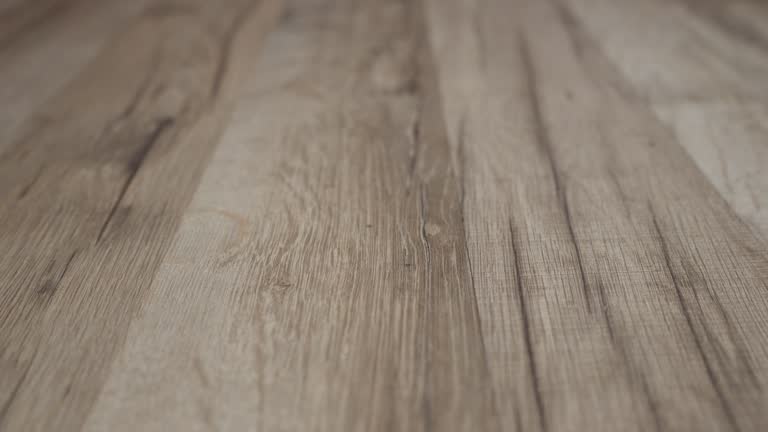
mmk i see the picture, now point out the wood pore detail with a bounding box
[0,0,767,431]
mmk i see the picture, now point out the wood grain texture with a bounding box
[84,1,497,429]
[0,0,767,431]
[654,102,768,238]
[564,0,768,237]
[0,1,281,430]
[429,0,768,429]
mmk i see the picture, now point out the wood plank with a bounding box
[654,102,768,238]
[564,0,768,238]
[0,0,767,430]
[427,0,768,430]
[425,0,639,429]
[83,0,497,430]
[0,1,281,431]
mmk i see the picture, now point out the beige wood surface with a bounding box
[564,0,768,237]
[0,0,148,148]
[0,0,767,431]
[0,1,281,430]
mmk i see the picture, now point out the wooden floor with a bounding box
[1,0,768,430]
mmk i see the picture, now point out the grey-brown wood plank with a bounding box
[0,0,767,431]
[428,0,768,429]
[431,0,768,429]
[83,0,497,429]
[564,0,768,238]
[0,1,281,431]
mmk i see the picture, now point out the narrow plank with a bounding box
[0,1,281,430]
[428,0,768,430]
[84,0,497,430]
[564,0,768,238]
[0,0,148,149]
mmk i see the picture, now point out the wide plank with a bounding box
[0,1,280,430]
[0,0,767,430]
[564,0,768,237]
[84,0,497,430]
[427,0,768,430]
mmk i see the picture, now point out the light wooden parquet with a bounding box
[1,0,767,431]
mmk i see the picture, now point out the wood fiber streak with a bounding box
[0,1,281,431]
[0,0,767,431]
